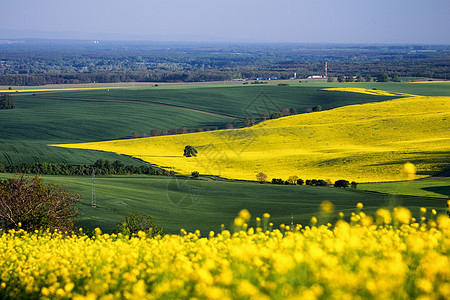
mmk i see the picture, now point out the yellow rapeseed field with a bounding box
[0,207,449,299]
[54,94,450,182]
[321,87,414,96]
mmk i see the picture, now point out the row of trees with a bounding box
[131,106,316,140]
[0,160,173,176]
[256,173,356,188]
[0,95,16,109]
[331,73,401,83]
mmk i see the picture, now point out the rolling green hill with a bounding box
[0,173,445,234]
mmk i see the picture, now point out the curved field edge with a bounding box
[321,87,416,97]
[52,95,450,183]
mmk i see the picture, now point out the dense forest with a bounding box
[0,40,448,85]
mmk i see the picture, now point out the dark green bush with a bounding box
[114,213,164,237]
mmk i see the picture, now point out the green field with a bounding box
[360,177,450,199]
[1,82,448,234]
[0,173,446,234]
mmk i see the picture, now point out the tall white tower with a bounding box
[325,62,328,78]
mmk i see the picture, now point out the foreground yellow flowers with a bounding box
[1,209,449,299]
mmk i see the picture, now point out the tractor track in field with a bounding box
[36,95,239,120]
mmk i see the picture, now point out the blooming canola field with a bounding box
[54,93,450,183]
[0,207,449,299]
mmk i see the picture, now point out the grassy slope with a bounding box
[0,173,444,234]
[55,95,450,183]
[49,84,398,119]
[360,177,450,199]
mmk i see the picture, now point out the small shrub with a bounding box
[114,213,164,237]
[191,171,200,178]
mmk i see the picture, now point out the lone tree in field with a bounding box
[183,145,198,157]
[334,179,350,188]
[256,172,268,183]
[0,174,80,232]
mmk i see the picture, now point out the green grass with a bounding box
[0,173,445,234]
[37,84,398,118]
[359,177,450,199]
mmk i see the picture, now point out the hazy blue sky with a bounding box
[1,0,449,44]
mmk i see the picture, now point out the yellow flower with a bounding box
[234,217,244,227]
[320,201,334,213]
[376,208,392,224]
[394,207,412,224]
[403,162,416,180]
[356,202,364,209]
[239,209,251,221]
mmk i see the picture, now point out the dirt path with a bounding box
[36,95,238,120]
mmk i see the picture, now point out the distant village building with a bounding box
[307,75,326,79]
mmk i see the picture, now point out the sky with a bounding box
[0,0,449,44]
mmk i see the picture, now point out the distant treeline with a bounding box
[0,70,240,86]
[0,160,174,176]
[0,42,448,85]
[270,177,356,188]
